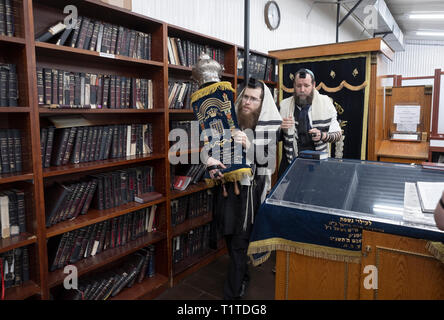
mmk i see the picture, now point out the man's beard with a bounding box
[294,90,314,107]
[238,106,261,130]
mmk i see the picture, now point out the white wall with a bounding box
[132,0,368,54]
[386,40,444,77]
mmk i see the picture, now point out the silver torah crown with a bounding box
[192,52,223,86]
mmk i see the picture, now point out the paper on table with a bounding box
[394,105,420,124]
[416,181,444,213]
[403,182,436,225]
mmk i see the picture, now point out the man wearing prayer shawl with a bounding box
[206,78,282,299]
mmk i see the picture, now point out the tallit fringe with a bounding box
[426,241,444,264]
[204,168,252,187]
[248,239,362,266]
[191,81,235,103]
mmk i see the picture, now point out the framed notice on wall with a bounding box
[391,104,421,141]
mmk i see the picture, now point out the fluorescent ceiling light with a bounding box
[416,31,444,37]
[409,13,444,20]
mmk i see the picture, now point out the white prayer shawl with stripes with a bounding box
[235,83,282,203]
[280,89,341,161]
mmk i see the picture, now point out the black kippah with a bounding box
[247,77,259,88]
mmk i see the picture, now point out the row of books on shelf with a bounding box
[40,123,153,168]
[172,223,211,265]
[0,188,25,239]
[0,63,18,107]
[171,164,206,191]
[171,189,213,226]
[168,80,198,110]
[0,129,22,174]
[45,165,155,227]
[237,50,277,82]
[59,244,155,300]
[0,246,30,296]
[48,205,158,272]
[167,36,225,68]
[0,0,15,37]
[169,120,203,151]
[37,68,154,109]
[36,16,152,61]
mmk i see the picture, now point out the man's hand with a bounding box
[233,130,251,149]
[280,116,295,131]
[206,157,226,180]
[308,128,324,142]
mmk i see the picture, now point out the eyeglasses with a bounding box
[242,94,261,104]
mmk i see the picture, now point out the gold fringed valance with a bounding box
[204,168,252,187]
[281,80,368,94]
[426,241,444,264]
[247,237,362,266]
[190,81,235,103]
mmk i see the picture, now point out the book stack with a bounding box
[0,189,26,239]
[0,63,18,106]
[0,0,15,37]
[0,246,30,294]
[167,80,198,109]
[237,50,276,82]
[170,189,213,226]
[37,68,153,109]
[35,17,152,61]
[0,129,22,173]
[40,123,153,168]
[58,245,155,300]
[172,164,206,191]
[48,205,157,271]
[44,180,98,227]
[91,165,155,211]
[172,223,211,266]
[298,150,329,160]
[167,36,225,69]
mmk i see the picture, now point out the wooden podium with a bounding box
[275,230,444,300]
[375,85,432,164]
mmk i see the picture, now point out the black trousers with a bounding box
[223,233,250,300]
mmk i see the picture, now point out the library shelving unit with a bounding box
[0,0,279,299]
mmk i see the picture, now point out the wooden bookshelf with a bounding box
[0,0,279,300]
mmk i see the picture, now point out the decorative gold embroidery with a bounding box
[330,70,336,79]
[352,68,359,77]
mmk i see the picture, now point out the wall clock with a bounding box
[264,1,281,31]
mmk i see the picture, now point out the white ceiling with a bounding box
[385,0,444,41]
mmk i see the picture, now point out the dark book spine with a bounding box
[78,224,94,259]
[115,26,124,56]
[110,25,118,54]
[79,126,89,162]
[40,127,48,167]
[93,126,103,161]
[44,126,55,168]
[74,72,81,106]
[57,68,63,106]
[43,68,52,105]
[0,65,7,106]
[102,75,110,108]
[13,248,23,286]
[70,16,83,47]
[50,233,69,271]
[4,0,14,37]
[7,129,15,172]
[51,69,58,105]
[89,126,99,162]
[84,126,94,162]
[8,64,17,106]
[0,0,5,36]
[76,17,90,49]
[80,178,98,215]
[12,129,21,172]
[69,72,75,106]
[22,247,30,282]
[109,75,116,109]
[71,126,83,164]
[62,126,77,165]
[52,128,70,166]
[83,19,95,50]
[128,30,136,58]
